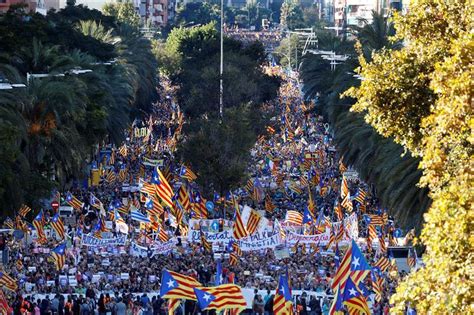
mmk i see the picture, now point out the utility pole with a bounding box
[219,0,224,118]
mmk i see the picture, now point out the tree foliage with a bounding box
[299,12,431,230]
[174,2,220,27]
[0,5,158,215]
[161,23,280,119]
[344,2,473,313]
[102,0,140,28]
[280,0,304,30]
[179,105,258,195]
[158,23,280,196]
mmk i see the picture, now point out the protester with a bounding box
[0,70,411,315]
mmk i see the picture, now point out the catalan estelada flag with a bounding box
[33,210,47,242]
[50,213,65,239]
[342,276,371,315]
[151,167,174,208]
[273,275,292,315]
[179,165,197,182]
[354,188,366,204]
[331,240,371,292]
[66,192,83,210]
[51,243,66,271]
[194,284,246,312]
[160,270,201,300]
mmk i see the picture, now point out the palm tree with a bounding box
[350,11,401,58]
[76,20,120,45]
[299,20,430,229]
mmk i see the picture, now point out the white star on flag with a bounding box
[349,288,357,296]
[352,257,360,269]
[167,279,175,288]
[203,294,211,301]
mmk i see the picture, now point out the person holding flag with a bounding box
[273,275,292,314]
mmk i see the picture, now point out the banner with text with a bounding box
[130,240,176,257]
[81,234,127,247]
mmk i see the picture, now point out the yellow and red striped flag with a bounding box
[374,256,390,272]
[340,176,349,199]
[264,195,275,214]
[66,192,83,210]
[200,230,212,252]
[232,199,248,240]
[167,299,180,315]
[367,224,377,250]
[284,210,303,226]
[246,210,261,235]
[151,167,174,208]
[193,284,246,312]
[229,252,239,266]
[160,270,201,300]
[18,204,31,217]
[0,289,10,314]
[158,225,170,243]
[0,271,17,292]
[50,213,65,239]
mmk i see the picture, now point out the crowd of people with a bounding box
[224,29,282,52]
[0,68,414,315]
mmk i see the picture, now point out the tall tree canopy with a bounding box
[0,5,158,214]
[344,2,473,313]
[156,23,280,195]
[300,13,430,230]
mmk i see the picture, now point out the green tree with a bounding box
[178,105,257,195]
[344,2,473,313]
[280,0,304,30]
[159,23,280,197]
[162,23,279,118]
[174,2,220,27]
[103,0,140,28]
[0,4,158,214]
[299,20,431,229]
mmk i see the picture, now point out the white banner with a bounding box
[240,233,281,251]
[286,213,359,245]
[81,234,127,247]
[286,230,330,245]
[130,240,176,257]
[187,230,233,243]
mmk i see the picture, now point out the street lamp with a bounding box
[219,0,224,119]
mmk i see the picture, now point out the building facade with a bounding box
[0,0,43,13]
[333,0,405,29]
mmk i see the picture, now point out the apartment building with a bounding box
[0,0,47,13]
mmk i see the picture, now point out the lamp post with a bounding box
[219,0,224,119]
